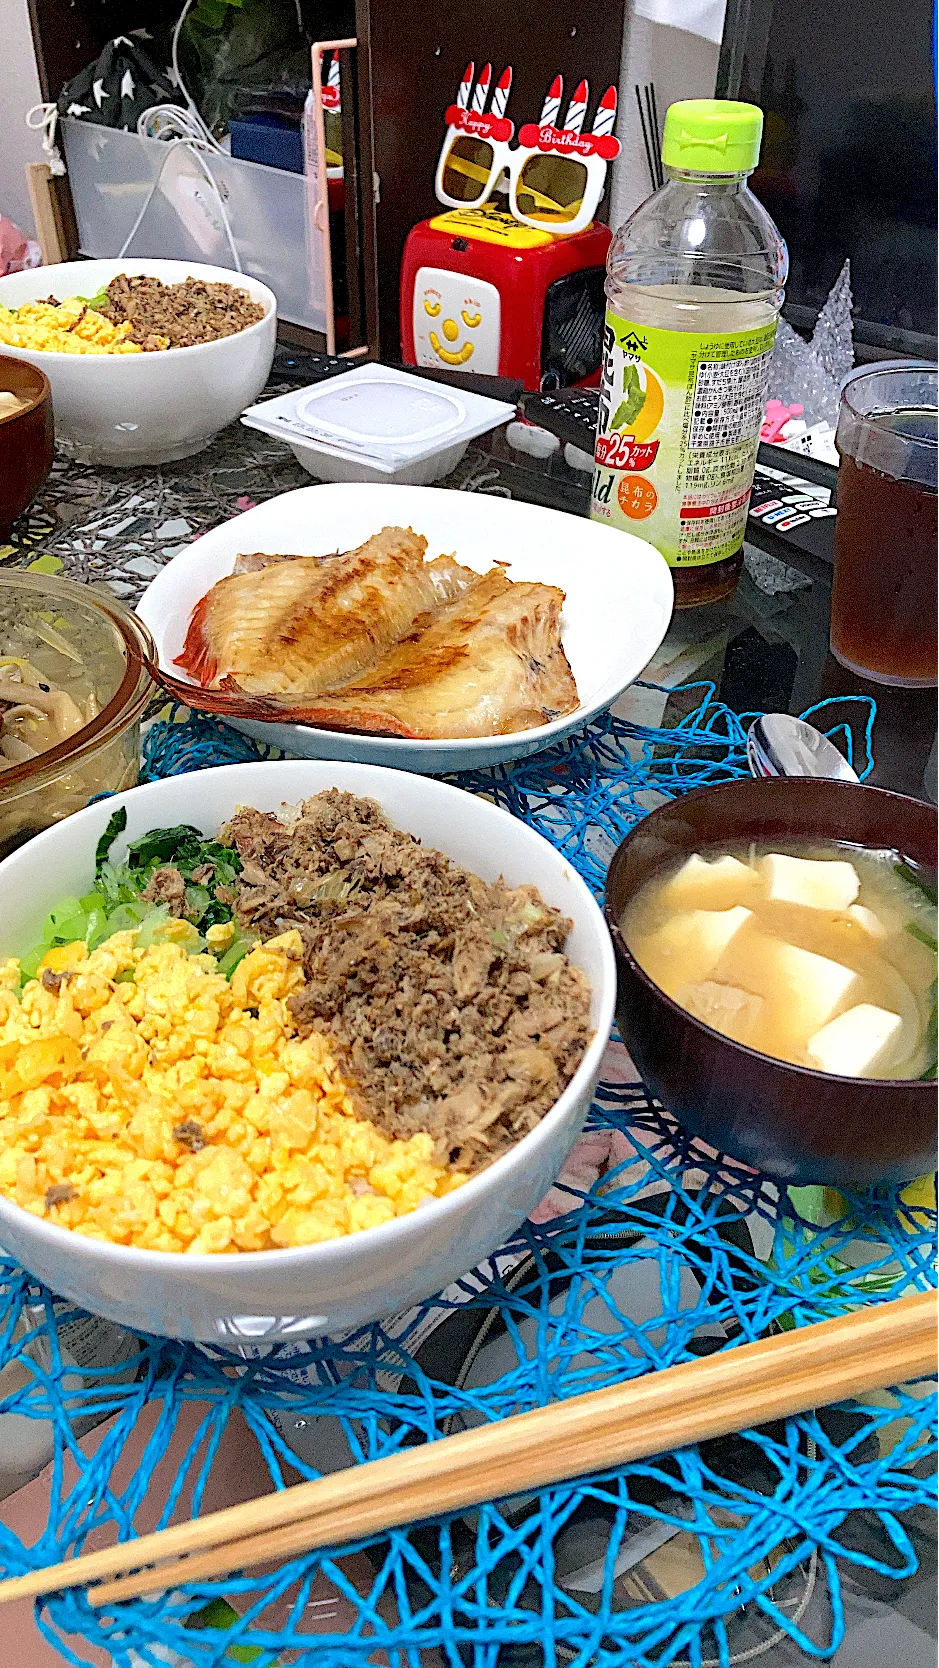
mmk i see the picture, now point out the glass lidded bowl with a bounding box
[0,571,156,858]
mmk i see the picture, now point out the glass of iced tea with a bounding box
[831,364,937,687]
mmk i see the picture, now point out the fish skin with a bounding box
[229,570,580,739]
[173,527,476,696]
[231,550,343,574]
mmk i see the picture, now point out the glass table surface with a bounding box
[0,352,934,1668]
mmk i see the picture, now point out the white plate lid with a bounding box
[295,378,466,448]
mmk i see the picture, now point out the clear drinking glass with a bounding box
[831,365,937,687]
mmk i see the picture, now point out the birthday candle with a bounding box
[491,66,512,119]
[540,75,563,127]
[591,85,618,136]
[471,63,492,113]
[327,52,340,109]
[456,62,474,110]
[564,79,588,134]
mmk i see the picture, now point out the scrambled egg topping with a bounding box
[0,929,464,1254]
[0,299,156,356]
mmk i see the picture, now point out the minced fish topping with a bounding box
[228,791,593,1171]
[0,927,463,1254]
[99,273,265,350]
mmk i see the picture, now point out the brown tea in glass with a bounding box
[831,366,937,688]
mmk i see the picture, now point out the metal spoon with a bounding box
[747,713,860,783]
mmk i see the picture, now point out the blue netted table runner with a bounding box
[0,686,933,1668]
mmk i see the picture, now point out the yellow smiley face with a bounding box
[428,309,481,366]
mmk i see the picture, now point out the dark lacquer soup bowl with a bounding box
[0,355,53,538]
[604,776,937,1188]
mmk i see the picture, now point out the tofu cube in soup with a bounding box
[632,905,753,992]
[619,841,936,1077]
[806,1003,903,1077]
[661,853,760,912]
[674,980,764,1046]
[846,903,892,939]
[714,929,861,1049]
[758,853,860,912]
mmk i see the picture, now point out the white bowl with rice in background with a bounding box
[0,760,615,1342]
[0,258,277,467]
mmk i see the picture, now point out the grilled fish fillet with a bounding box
[254,569,580,739]
[174,526,477,696]
[231,551,332,574]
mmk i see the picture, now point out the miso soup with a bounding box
[619,842,937,1080]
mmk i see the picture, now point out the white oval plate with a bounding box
[137,481,673,773]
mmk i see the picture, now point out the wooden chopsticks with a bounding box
[0,1290,933,1610]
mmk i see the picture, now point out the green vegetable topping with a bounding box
[125,823,206,869]
[19,821,247,986]
[77,286,110,312]
[95,806,128,877]
[895,860,938,907]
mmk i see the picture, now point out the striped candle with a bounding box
[471,63,492,113]
[491,66,512,119]
[591,85,617,137]
[456,62,474,110]
[539,75,563,126]
[564,79,589,134]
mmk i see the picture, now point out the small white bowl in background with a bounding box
[241,363,516,486]
[0,258,277,467]
[0,760,616,1343]
[285,435,472,487]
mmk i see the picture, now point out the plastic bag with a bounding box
[57,35,181,132]
[0,217,41,276]
[178,0,355,135]
[769,260,854,430]
[178,0,314,136]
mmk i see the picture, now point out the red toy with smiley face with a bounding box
[400,210,612,391]
[400,66,617,391]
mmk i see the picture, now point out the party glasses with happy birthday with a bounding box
[434,66,620,237]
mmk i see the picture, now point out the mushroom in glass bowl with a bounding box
[0,571,156,857]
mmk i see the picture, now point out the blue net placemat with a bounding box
[140,687,879,900]
[0,685,934,1668]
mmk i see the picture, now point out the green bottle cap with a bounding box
[661,99,764,174]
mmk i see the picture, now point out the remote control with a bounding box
[518,387,600,455]
[273,346,357,384]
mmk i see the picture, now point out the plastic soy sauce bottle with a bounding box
[591,99,788,607]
